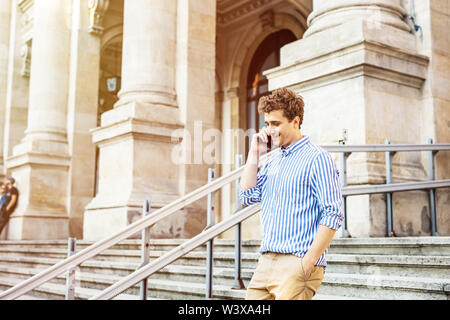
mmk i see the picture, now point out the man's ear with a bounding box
[293,116,300,129]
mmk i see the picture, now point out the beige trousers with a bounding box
[245,252,324,300]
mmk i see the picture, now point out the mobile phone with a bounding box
[267,135,272,152]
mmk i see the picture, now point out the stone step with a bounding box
[1,237,449,256]
[78,254,449,284]
[319,272,450,300]
[1,258,447,300]
[0,248,261,267]
[1,237,449,300]
[329,237,450,256]
[0,275,138,300]
[0,246,142,261]
[0,239,261,253]
[141,278,369,300]
[0,249,448,282]
[84,272,446,300]
[0,266,353,300]
[326,254,450,278]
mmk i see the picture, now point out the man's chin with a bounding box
[272,139,281,147]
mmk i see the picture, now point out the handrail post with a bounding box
[140,200,151,300]
[428,138,439,236]
[205,168,215,299]
[339,141,350,237]
[385,139,396,237]
[232,154,245,290]
[65,237,76,300]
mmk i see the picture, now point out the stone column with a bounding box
[0,0,11,239]
[7,0,70,239]
[116,0,177,109]
[2,0,30,175]
[84,0,184,240]
[175,0,217,236]
[0,0,11,177]
[6,0,72,239]
[64,0,107,239]
[265,0,433,237]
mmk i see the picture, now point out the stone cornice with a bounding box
[91,117,184,146]
[6,152,70,170]
[265,40,429,92]
[217,0,272,26]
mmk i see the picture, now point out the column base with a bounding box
[7,214,69,240]
[83,199,205,241]
[5,147,71,240]
[345,191,435,238]
[84,101,207,240]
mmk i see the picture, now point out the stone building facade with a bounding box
[0,0,448,240]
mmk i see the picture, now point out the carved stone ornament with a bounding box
[217,0,272,26]
[260,10,274,30]
[20,40,32,78]
[88,0,110,35]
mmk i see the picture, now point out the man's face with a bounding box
[264,110,300,148]
[5,180,12,188]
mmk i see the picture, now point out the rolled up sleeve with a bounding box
[311,151,343,231]
[239,168,267,206]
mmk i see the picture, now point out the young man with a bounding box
[0,177,19,235]
[0,184,10,235]
[240,88,343,300]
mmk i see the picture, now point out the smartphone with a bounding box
[267,135,272,152]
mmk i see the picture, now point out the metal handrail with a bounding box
[0,149,276,300]
[90,203,262,300]
[91,182,450,300]
[321,143,450,152]
[342,179,450,196]
[1,143,449,300]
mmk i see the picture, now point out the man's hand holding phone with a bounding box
[250,127,272,156]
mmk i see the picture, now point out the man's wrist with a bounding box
[249,147,259,156]
[302,252,318,266]
[246,149,260,165]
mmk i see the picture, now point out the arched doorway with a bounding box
[246,29,297,135]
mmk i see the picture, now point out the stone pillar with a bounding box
[0,0,11,239]
[83,0,185,240]
[6,0,72,239]
[265,0,432,237]
[2,0,30,175]
[175,0,217,236]
[65,0,107,239]
[0,0,11,177]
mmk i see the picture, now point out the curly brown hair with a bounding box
[257,88,304,127]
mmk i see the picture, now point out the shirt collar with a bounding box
[280,135,309,157]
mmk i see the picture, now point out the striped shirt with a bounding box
[239,135,343,267]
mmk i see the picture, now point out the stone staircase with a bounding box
[0,237,448,300]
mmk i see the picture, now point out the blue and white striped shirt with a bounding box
[239,136,343,267]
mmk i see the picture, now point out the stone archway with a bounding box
[227,13,306,140]
[229,12,305,90]
[228,12,307,156]
[218,11,308,239]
